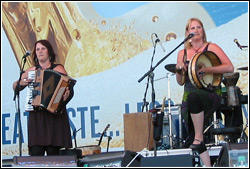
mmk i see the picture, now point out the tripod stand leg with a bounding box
[153,140,157,156]
[203,111,220,145]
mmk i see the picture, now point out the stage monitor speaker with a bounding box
[78,151,142,167]
[216,143,248,167]
[141,154,194,167]
[12,155,77,167]
[124,112,154,152]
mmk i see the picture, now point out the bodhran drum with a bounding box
[188,51,222,91]
[78,145,101,156]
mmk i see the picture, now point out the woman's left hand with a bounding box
[63,87,70,101]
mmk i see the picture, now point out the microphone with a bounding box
[184,32,196,42]
[234,39,242,50]
[155,33,166,52]
[22,51,31,59]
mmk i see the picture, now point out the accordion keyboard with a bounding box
[25,70,36,112]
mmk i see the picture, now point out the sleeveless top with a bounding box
[28,63,72,148]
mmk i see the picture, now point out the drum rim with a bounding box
[188,51,222,90]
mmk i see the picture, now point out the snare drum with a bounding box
[188,51,222,90]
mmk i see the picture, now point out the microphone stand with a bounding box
[13,56,27,157]
[141,34,157,112]
[138,35,193,156]
[141,78,150,112]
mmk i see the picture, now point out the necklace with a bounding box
[193,43,204,53]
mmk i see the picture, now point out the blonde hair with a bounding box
[184,18,207,49]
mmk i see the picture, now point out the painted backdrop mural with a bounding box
[1,2,248,157]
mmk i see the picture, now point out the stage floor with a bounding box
[3,143,248,167]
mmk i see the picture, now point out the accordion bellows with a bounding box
[25,69,76,113]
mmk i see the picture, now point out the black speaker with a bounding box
[78,151,142,167]
[216,143,248,167]
[141,154,195,167]
[12,155,77,167]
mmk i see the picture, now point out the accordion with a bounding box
[25,69,76,113]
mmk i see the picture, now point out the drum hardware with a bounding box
[106,136,112,152]
[97,124,110,146]
[159,73,177,149]
[167,73,173,149]
[155,103,175,108]
[145,73,173,84]
[162,105,184,148]
[237,66,248,71]
[73,128,82,148]
[239,121,248,143]
[97,124,111,152]
[203,112,222,145]
[153,73,184,149]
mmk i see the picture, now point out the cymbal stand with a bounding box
[203,111,220,144]
[166,73,173,149]
[239,120,248,143]
[106,136,112,152]
[73,128,81,148]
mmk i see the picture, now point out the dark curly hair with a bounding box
[32,40,56,65]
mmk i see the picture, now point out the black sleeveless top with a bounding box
[28,63,72,149]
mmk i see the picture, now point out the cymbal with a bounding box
[165,64,177,73]
[237,66,248,71]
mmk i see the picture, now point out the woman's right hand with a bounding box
[176,63,186,74]
[13,77,32,91]
[19,77,32,86]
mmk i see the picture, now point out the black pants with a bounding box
[29,145,61,156]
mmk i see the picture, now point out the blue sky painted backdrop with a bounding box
[91,2,248,26]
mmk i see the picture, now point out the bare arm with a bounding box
[53,64,68,75]
[53,64,71,101]
[12,67,35,91]
[175,49,186,86]
[199,43,234,74]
